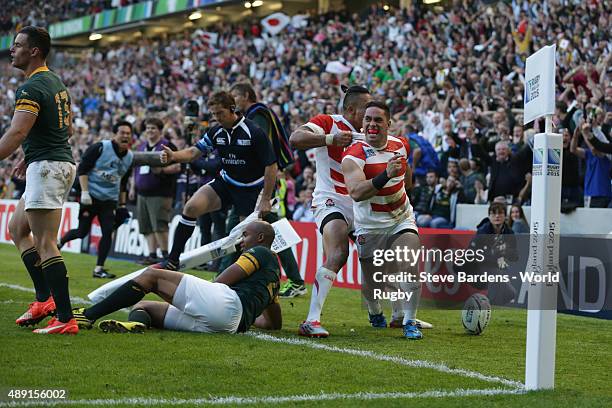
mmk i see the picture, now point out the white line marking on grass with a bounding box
[247,332,525,389]
[0,387,526,406]
[1,283,525,405]
[0,283,34,293]
[0,283,91,305]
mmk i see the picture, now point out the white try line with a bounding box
[0,387,526,407]
[0,283,91,305]
[1,282,525,406]
[247,332,524,389]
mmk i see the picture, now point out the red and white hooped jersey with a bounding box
[342,135,415,230]
[304,114,356,208]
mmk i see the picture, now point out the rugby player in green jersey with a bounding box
[2,26,78,334]
[73,221,283,334]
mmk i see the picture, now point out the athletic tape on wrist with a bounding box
[372,170,391,190]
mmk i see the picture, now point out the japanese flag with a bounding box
[261,12,290,36]
[200,31,218,47]
[192,29,218,46]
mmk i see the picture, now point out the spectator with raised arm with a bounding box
[570,123,612,208]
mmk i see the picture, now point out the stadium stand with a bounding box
[0,0,610,226]
[0,1,141,35]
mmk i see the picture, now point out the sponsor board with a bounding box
[0,199,81,253]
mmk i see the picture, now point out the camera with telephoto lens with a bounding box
[183,100,200,146]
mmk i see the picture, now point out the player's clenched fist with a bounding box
[159,145,174,164]
[386,153,405,178]
[327,131,353,147]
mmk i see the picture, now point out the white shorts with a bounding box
[24,160,76,210]
[355,218,419,259]
[312,195,354,233]
[163,274,243,333]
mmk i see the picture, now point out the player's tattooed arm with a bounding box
[290,125,326,149]
[289,125,352,149]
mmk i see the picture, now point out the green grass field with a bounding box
[0,243,610,407]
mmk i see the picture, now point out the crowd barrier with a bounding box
[455,204,612,235]
[0,199,82,253]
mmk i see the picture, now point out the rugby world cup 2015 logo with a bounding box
[532,147,560,177]
[546,148,560,176]
[363,147,376,159]
[532,148,543,176]
[525,74,540,104]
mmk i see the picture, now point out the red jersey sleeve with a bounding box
[342,142,367,168]
[306,114,334,135]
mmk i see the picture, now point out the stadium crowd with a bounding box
[0,0,610,241]
[0,1,140,36]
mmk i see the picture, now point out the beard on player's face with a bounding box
[365,125,384,145]
[365,122,384,134]
[363,117,388,147]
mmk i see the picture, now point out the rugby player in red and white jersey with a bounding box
[290,85,371,338]
[341,101,423,339]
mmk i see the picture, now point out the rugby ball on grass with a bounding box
[461,293,491,335]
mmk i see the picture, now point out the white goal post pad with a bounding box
[88,217,301,303]
[524,132,562,390]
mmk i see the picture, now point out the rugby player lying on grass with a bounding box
[73,221,282,333]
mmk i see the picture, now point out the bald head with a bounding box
[252,221,275,247]
[241,221,276,250]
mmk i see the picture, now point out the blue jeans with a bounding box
[430,216,452,229]
[417,215,452,229]
[416,214,432,227]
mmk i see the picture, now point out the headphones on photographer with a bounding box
[229,105,236,113]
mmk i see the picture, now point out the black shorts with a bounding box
[78,198,117,234]
[209,177,262,217]
[80,198,117,219]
